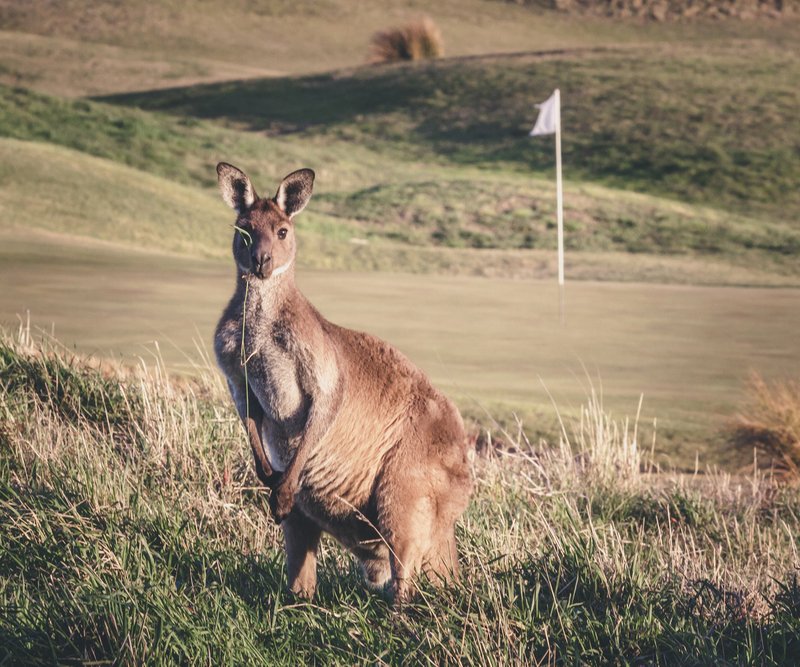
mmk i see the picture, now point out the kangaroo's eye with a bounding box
[278,228,288,240]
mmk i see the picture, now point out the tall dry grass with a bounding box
[369,16,444,64]
[1,327,799,664]
[729,372,800,479]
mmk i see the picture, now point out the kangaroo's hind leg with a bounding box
[424,463,471,584]
[375,462,437,604]
[389,490,465,602]
[377,456,470,603]
[386,505,433,604]
[352,543,392,592]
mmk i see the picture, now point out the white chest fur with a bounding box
[242,319,309,472]
[261,420,288,472]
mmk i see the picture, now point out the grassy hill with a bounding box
[1,334,799,664]
[0,138,229,257]
[106,41,800,224]
[6,0,794,96]
[3,83,799,283]
[5,135,795,295]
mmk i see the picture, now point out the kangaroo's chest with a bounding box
[243,317,309,428]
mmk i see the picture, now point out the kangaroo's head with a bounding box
[217,163,314,280]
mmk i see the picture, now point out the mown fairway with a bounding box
[3,231,798,468]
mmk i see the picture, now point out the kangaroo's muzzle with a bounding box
[251,251,271,278]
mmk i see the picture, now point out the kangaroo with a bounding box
[213,163,473,602]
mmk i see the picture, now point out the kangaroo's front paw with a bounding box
[269,479,296,523]
[263,469,283,490]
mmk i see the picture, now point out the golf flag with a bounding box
[530,89,566,322]
[530,90,559,136]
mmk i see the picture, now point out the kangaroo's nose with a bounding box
[251,251,271,275]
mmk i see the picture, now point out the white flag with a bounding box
[529,91,559,136]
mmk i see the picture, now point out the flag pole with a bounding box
[554,88,565,325]
[529,88,565,324]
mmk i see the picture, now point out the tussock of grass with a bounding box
[0,334,140,434]
[2,330,799,663]
[369,16,444,64]
[729,373,800,478]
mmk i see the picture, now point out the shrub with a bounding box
[369,17,444,64]
[729,373,800,479]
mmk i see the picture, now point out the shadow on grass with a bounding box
[100,46,800,217]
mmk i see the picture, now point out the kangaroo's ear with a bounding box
[217,162,256,213]
[275,169,315,218]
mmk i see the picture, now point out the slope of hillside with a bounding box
[2,334,800,664]
[3,86,799,284]
[107,41,800,225]
[0,138,229,257]
[6,0,793,97]
[0,29,281,98]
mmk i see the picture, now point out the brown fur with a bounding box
[214,163,473,602]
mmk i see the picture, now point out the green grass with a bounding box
[3,86,800,283]
[315,177,800,264]
[2,334,799,664]
[0,138,230,258]
[0,85,235,188]
[106,41,800,223]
